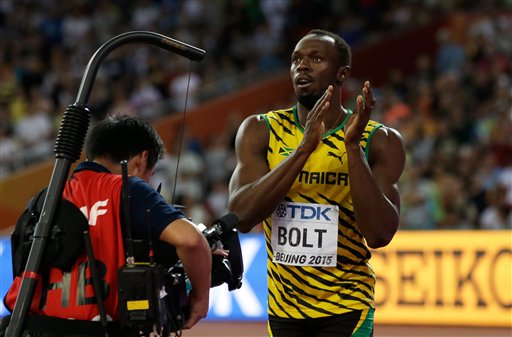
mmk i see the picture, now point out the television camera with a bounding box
[117,213,243,336]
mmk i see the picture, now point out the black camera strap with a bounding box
[120,160,135,266]
[83,231,110,337]
[117,160,169,336]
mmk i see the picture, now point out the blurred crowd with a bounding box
[0,0,510,231]
[373,14,512,230]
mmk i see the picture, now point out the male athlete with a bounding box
[228,29,405,337]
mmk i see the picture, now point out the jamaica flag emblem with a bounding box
[279,147,294,156]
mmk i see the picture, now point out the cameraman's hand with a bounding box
[213,248,229,257]
[184,289,209,329]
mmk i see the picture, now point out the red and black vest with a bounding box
[5,170,125,321]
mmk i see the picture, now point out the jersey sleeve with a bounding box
[128,177,185,239]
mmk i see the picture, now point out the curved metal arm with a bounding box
[76,30,206,105]
[6,31,205,337]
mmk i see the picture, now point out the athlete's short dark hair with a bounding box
[86,114,164,169]
[306,29,352,67]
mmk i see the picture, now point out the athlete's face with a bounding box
[291,35,342,110]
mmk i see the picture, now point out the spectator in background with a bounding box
[0,108,22,178]
[204,133,233,184]
[207,179,230,219]
[167,60,202,112]
[131,0,160,31]
[13,89,54,165]
[130,76,164,120]
[435,28,466,75]
[152,128,205,207]
[479,184,512,229]
[400,163,442,230]
[108,85,137,117]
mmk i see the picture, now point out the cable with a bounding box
[170,60,194,206]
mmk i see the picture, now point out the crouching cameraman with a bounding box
[2,114,212,336]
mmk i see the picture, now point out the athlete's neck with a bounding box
[297,105,348,132]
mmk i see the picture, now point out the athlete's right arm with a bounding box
[228,115,311,233]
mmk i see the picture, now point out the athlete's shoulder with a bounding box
[240,106,294,138]
[260,106,294,120]
[365,119,383,129]
[367,122,405,170]
[371,122,403,144]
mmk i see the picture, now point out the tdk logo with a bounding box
[277,203,332,221]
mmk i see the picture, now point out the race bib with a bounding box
[271,201,338,267]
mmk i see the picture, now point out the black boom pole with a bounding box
[5,31,205,337]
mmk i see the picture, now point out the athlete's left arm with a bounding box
[346,126,406,248]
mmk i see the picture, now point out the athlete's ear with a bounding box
[336,65,351,85]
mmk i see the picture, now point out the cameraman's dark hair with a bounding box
[86,114,164,169]
[306,29,352,67]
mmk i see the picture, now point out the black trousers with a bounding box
[268,310,374,337]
